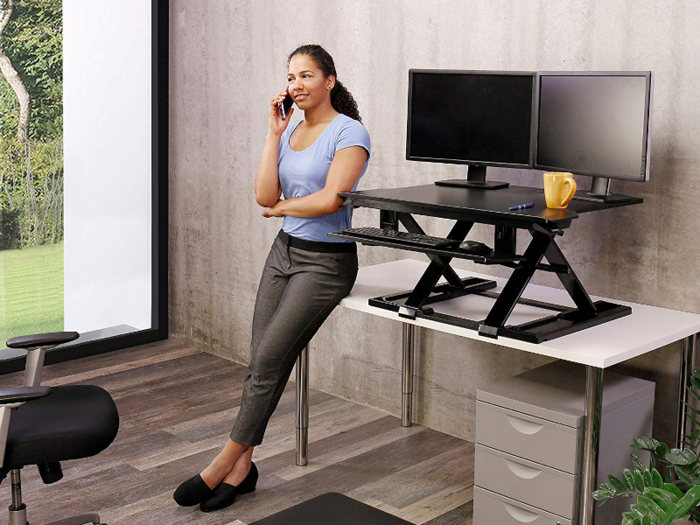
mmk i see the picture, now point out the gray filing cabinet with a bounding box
[473,360,655,525]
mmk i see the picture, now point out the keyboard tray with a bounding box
[328,231,526,265]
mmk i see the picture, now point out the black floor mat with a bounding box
[250,492,414,525]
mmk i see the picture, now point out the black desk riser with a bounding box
[328,184,643,344]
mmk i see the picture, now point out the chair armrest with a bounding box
[5,332,79,388]
[6,332,79,350]
[0,386,52,405]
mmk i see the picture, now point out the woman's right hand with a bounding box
[269,90,294,137]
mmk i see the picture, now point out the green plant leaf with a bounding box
[684,423,700,446]
[668,485,700,521]
[610,474,627,493]
[601,482,617,495]
[621,514,640,525]
[651,469,664,489]
[634,469,646,491]
[660,465,673,483]
[664,483,685,499]
[624,469,638,491]
[592,489,610,501]
[675,465,698,487]
[656,442,671,459]
[637,495,666,521]
[593,483,617,501]
[643,487,676,508]
[630,503,659,525]
[622,511,639,525]
[621,511,642,525]
[687,387,700,404]
[642,469,653,487]
[631,454,648,472]
[689,376,700,392]
[630,502,647,518]
[684,403,700,418]
[634,437,663,452]
[665,448,698,466]
[593,487,615,501]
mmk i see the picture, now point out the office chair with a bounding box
[0,332,119,525]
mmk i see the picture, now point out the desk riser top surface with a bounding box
[341,259,700,368]
[340,185,642,227]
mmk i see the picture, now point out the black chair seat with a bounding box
[2,385,119,470]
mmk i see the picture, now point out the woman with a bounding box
[173,44,370,513]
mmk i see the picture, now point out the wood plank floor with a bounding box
[0,339,474,525]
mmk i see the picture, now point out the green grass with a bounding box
[0,241,64,345]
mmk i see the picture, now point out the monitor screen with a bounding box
[536,73,652,182]
[407,70,535,168]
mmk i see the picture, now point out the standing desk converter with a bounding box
[331,184,644,344]
[289,184,700,525]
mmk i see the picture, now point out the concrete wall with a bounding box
[169,0,700,445]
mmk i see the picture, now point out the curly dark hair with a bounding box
[287,44,362,123]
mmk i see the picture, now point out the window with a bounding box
[0,0,168,372]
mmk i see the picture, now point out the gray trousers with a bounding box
[230,231,359,446]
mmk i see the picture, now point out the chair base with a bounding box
[6,469,104,525]
[8,507,102,525]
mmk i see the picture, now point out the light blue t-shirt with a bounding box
[278,113,371,243]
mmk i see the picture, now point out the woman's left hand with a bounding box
[262,200,285,218]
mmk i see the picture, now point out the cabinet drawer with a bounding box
[474,486,571,525]
[475,444,576,520]
[476,401,579,473]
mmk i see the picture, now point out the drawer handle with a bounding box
[502,501,540,523]
[506,415,544,435]
[504,458,542,479]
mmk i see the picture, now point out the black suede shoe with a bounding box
[173,473,218,507]
[200,462,258,513]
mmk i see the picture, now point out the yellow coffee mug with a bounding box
[543,172,577,209]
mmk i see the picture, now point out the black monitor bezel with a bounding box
[406,69,538,170]
[533,70,653,183]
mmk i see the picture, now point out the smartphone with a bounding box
[277,87,294,120]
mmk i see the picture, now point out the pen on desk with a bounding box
[508,202,535,211]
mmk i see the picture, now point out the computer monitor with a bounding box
[535,71,653,202]
[406,69,537,189]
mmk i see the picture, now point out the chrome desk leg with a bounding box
[678,334,698,449]
[296,344,309,466]
[402,323,416,427]
[580,366,604,525]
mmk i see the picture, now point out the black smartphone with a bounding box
[277,87,294,120]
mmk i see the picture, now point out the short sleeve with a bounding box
[335,119,371,160]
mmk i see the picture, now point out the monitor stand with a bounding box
[434,164,509,190]
[572,176,635,203]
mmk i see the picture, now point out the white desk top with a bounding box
[340,259,700,368]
